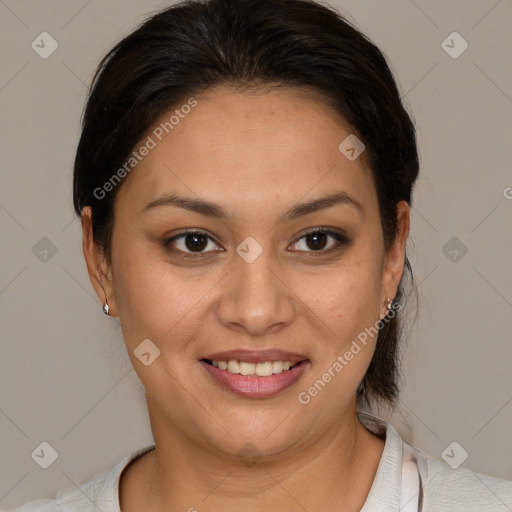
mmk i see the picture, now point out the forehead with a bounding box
[115,86,378,220]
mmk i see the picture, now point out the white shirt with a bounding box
[7,413,512,511]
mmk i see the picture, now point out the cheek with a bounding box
[298,265,382,405]
[311,253,382,335]
[298,249,383,401]
[111,238,203,350]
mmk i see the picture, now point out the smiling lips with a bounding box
[200,349,310,398]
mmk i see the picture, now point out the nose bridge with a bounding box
[218,237,294,335]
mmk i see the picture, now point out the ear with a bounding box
[81,206,118,316]
[379,200,410,317]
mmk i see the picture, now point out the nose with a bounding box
[216,244,295,337]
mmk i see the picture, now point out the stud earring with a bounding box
[380,297,394,320]
[98,275,111,316]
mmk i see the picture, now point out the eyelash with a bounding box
[162,227,350,259]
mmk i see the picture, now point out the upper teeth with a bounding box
[210,360,296,376]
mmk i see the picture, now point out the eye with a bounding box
[289,228,350,254]
[163,230,222,257]
[163,227,350,258]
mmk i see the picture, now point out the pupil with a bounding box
[307,232,327,250]
[186,234,207,252]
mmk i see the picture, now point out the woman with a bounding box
[12,0,512,510]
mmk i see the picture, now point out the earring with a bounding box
[98,275,110,316]
[380,297,393,320]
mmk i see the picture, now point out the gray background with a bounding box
[1,0,511,506]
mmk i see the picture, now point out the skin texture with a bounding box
[82,86,410,511]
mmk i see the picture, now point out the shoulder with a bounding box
[357,411,512,511]
[423,455,512,511]
[5,465,121,512]
[5,446,154,512]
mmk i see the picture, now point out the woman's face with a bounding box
[84,86,409,458]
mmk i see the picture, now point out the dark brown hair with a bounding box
[73,0,420,411]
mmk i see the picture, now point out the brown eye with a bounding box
[183,233,208,251]
[164,230,221,256]
[289,229,350,254]
[305,231,328,250]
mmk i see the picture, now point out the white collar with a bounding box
[101,412,421,512]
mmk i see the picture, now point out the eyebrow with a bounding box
[144,191,363,220]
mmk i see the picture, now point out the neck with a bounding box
[120,405,385,512]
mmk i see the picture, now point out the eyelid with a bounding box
[288,226,350,254]
[292,226,349,243]
[163,229,223,258]
[163,226,350,257]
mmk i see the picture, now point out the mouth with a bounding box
[199,351,310,398]
[201,358,303,376]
